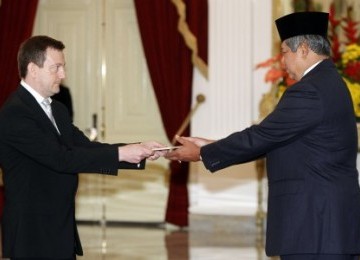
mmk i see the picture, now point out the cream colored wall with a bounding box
[190,0,272,216]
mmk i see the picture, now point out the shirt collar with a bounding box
[21,80,53,104]
[303,60,323,77]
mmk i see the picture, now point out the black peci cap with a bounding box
[275,12,329,42]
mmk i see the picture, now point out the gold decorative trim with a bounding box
[171,0,208,79]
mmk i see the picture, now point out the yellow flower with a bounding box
[341,44,360,66]
[276,85,287,99]
[344,78,360,117]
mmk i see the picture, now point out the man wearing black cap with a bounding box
[165,12,360,260]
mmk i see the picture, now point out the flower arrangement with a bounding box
[329,5,360,117]
[257,4,360,118]
[255,53,297,99]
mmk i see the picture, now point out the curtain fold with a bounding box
[134,0,207,227]
[0,0,39,220]
[0,0,39,107]
[171,0,208,78]
[186,0,208,65]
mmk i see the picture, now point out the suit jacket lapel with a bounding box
[17,86,60,136]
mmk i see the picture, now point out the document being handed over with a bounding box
[152,146,181,151]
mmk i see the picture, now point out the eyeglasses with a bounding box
[48,64,66,73]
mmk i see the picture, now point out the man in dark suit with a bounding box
[0,35,166,259]
[166,12,360,260]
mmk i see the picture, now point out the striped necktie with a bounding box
[42,98,60,133]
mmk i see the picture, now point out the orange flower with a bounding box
[285,77,297,86]
[264,68,286,84]
[255,54,282,69]
[256,53,296,88]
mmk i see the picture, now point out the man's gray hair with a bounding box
[284,34,331,56]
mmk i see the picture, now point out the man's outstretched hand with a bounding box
[165,136,214,162]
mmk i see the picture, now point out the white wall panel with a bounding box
[190,0,272,216]
[192,0,271,140]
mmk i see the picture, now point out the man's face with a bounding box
[34,48,66,98]
[280,42,303,82]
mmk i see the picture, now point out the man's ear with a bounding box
[299,43,310,57]
[27,62,38,77]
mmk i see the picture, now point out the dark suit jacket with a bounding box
[52,84,74,121]
[201,59,360,256]
[0,85,145,258]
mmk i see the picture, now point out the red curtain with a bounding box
[186,0,208,66]
[134,0,207,227]
[0,0,39,107]
[0,0,39,218]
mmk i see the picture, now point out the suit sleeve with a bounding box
[1,105,140,174]
[56,106,146,171]
[66,126,147,171]
[201,83,323,172]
